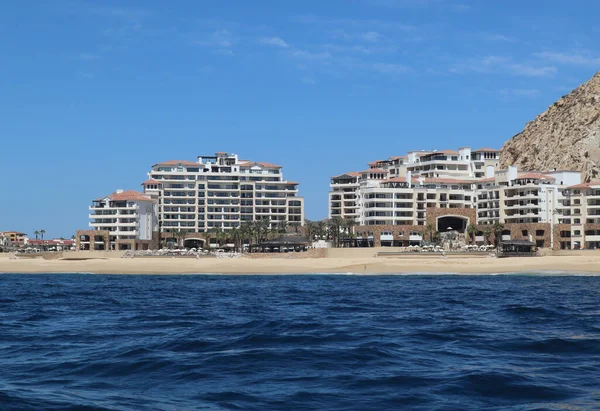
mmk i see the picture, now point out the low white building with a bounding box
[84,189,158,250]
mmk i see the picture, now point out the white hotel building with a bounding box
[330,147,501,226]
[329,146,599,249]
[81,189,158,250]
[143,152,304,233]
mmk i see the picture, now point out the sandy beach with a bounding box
[1,253,600,275]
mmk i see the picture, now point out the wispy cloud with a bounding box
[369,62,411,74]
[322,43,398,55]
[197,29,233,47]
[294,15,415,32]
[499,88,540,98]
[450,56,557,77]
[78,52,99,61]
[484,33,516,42]
[363,0,439,7]
[290,50,333,61]
[362,0,470,12]
[534,51,600,66]
[88,5,149,20]
[300,77,316,85]
[259,36,289,48]
[76,71,95,79]
[361,31,381,42]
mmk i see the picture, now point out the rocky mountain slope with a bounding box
[499,71,600,181]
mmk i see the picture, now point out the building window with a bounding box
[535,230,545,236]
[522,230,528,237]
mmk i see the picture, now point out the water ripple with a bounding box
[1,274,600,410]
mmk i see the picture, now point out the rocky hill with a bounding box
[499,71,600,181]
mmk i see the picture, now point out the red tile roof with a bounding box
[141,179,161,185]
[473,148,499,152]
[360,168,386,174]
[383,177,407,183]
[97,190,153,202]
[568,182,600,189]
[432,150,459,155]
[477,177,496,183]
[240,161,282,169]
[154,160,199,166]
[285,181,299,185]
[418,178,476,184]
[29,239,74,245]
[332,172,361,178]
[516,173,556,181]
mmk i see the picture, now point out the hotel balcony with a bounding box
[330,182,359,188]
[109,230,139,236]
[89,205,139,211]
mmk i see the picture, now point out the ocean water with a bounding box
[1,274,599,410]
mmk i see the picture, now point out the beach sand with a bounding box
[1,254,600,275]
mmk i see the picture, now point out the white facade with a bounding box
[144,152,305,233]
[330,146,582,228]
[89,189,158,243]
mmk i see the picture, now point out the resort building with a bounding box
[78,189,158,251]
[0,231,28,246]
[329,147,596,249]
[143,152,304,235]
[555,182,600,250]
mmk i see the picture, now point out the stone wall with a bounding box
[553,224,573,250]
[427,207,477,228]
[501,223,551,248]
[76,230,109,251]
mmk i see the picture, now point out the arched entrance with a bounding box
[436,215,469,233]
[183,238,205,249]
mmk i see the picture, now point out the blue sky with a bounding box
[1,0,600,238]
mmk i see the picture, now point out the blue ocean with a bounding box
[1,274,599,410]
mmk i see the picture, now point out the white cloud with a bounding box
[78,53,99,61]
[370,62,411,74]
[485,34,516,42]
[214,49,234,56]
[322,43,398,54]
[294,15,415,32]
[301,77,316,85]
[450,55,557,77]
[259,36,289,48]
[361,31,381,42]
[500,88,540,97]
[196,29,233,48]
[290,50,332,61]
[534,51,600,66]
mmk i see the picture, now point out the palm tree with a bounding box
[200,229,212,250]
[492,222,504,247]
[344,219,356,239]
[277,220,288,233]
[230,227,241,251]
[316,220,326,240]
[34,230,39,241]
[483,225,492,245]
[467,224,478,244]
[304,220,315,241]
[173,229,185,247]
[290,221,301,233]
[424,223,435,243]
[40,229,46,251]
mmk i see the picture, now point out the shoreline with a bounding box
[2,254,600,275]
